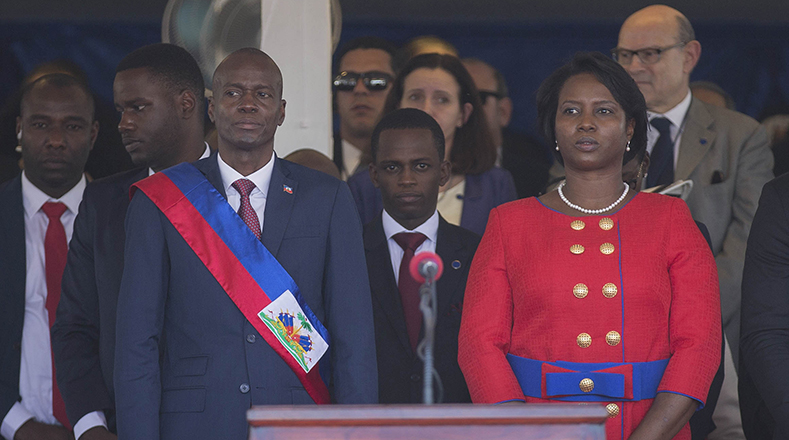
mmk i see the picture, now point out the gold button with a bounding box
[577,333,591,348]
[571,220,585,230]
[600,243,615,255]
[570,244,585,255]
[602,283,618,298]
[606,403,620,417]
[606,331,621,346]
[573,283,589,299]
[579,378,594,393]
[599,218,614,230]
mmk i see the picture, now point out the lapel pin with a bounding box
[283,184,293,194]
[451,260,461,270]
[700,138,707,145]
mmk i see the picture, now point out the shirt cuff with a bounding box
[1,402,35,440]
[74,411,107,440]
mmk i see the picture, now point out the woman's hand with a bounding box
[628,392,697,440]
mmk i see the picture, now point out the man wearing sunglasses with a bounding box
[462,58,550,198]
[617,5,773,440]
[332,37,397,180]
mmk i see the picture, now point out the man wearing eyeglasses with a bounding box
[462,58,550,197]
[332,37,397,180]
[616,5,773,440]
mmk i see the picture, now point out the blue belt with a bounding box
[507,354,669,402]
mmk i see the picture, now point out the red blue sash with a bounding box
[131,163,331,404]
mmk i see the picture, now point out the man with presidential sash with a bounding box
[113,48,378,440]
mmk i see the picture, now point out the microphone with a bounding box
[409,252,444,283]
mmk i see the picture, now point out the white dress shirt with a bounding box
[340,139,363,181]
[1,173,85,440]
[218,150,275,230]
[382,209,439,284]
[646,90,693,169]
[147,142,213,176]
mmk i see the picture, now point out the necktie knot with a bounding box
[232,178,257,197]
[394,232,427,253]
[650,117,672,136]
[42,201,67,220]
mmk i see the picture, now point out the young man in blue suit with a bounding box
[364,108,479,403]
[0,74,97,440]
[51,43,210,440]
[113,48,377,440]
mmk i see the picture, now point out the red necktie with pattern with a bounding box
[41,201,70,429]
[393,232,428,351]
[232,179,262,240]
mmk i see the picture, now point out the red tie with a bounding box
[232,179,261,240]
[393,232,428,351]
[41,202,70,429]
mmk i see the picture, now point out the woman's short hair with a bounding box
[384,53,496,175]
[536,51,648,166]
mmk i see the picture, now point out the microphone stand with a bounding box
[418,265,438,404]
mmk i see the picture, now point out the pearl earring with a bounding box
[555,140,559,151]
[626,141,631,152]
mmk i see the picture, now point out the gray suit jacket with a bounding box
[677,96,773,361]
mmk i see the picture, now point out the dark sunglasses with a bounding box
[478,90,503,103]
[333,71,393,92]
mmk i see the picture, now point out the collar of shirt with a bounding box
[217,148,275,199]
[21,171,86,219]
[340,139,363,180]
[647,89,692,134]
[148,142,213,177]
[382,208,439,244]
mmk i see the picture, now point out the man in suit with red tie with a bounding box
[0,74,97,440]
[363,108,480,403]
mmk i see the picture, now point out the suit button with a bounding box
[577,333,591,348]
[573,283,588,299]
[579,378,594,393]
[570,220,585,230]
[239,383,250,394]
[606,403,620,417]
[600,243,615,255]
[606,331,621,346]
[410,374,421,383]
[246,334,256,343]
[599,218,614,230]
[602,283,618,298]
[570,244,585,255]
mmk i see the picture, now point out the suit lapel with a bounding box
[261,157,297,256]
[0,177,27,336]
[193,151,227,198]
[675,97,716,181]
[364,216,412,353]
[435,217,466,320]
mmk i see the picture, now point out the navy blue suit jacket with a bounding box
[0,176,26,422]
[52,167,148,431]
[114,153,377,440]
[348,167,517,236]
[364,214,478,403]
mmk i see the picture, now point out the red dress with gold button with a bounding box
[458,192,721,440]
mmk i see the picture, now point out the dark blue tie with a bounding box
[647,117,674,188]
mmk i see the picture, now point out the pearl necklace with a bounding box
[557,181,629,215]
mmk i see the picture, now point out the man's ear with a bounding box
[368,162,379,188]
[683,40,701,75]
[439,160,451,186]
[497,97,513,128]
[277,100,286,126]
[207,97,215,123]
[89,120,99,150]
[179,90,198,119]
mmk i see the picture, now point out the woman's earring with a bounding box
[555,140,559,151]
[626,141,631,152]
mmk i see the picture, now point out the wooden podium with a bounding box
[248,403,608,439]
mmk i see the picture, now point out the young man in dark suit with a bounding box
[51,43,210,440]
[364,108,480,403]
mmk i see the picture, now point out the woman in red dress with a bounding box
[458,52,721,440]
